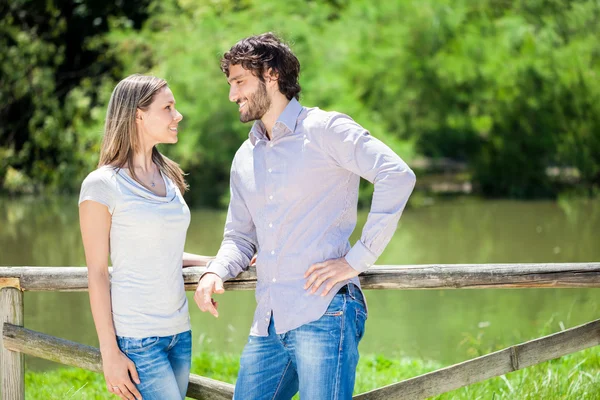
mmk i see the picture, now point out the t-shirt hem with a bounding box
[115,321,191,338]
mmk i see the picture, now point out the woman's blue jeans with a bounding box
[117,330,192,400]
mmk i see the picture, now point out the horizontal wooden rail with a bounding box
[2,323,234,400]
[4,319,599,400]
[1,264,599,399]
[0,263,599,291]
[355,318,600,399]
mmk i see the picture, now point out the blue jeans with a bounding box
[117,330,192,400]
[234,284,367,400]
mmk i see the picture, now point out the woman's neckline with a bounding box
[110,165,170,199]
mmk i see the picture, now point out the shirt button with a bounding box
[265,318,269,322]
[269,195,273,200]
[272,278,277,282]
[271,250,275,255]
[268,168,272,173]
[269,223,273,228]
[269,143,274,148]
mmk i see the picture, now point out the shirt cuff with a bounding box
[345,240,378,273]
[204,260,232,281]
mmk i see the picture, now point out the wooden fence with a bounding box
[1,263,599,399]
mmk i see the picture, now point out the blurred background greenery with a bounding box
[2,0,600,206]
[2,2,600,392]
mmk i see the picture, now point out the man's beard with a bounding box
[240,81,271,123]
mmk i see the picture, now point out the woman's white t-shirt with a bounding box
[79,165,191,338]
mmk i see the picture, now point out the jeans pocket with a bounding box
[355,308,367,341]
[348,284,366,307]
[323,293,345,316]
[118,336,161,355]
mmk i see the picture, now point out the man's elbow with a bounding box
[406,167,416,188]
[392,165,416,190]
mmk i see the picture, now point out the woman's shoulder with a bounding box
[82,165,118,188]
[79,166,120,211]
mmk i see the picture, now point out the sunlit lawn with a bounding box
[25,346,599,399]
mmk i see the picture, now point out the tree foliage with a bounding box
[0,0,150,193]
[2,0,599,204]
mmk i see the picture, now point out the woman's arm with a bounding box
[183,252,215,267]
[79,201,141,400]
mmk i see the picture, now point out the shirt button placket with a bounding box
[265,138,278,309]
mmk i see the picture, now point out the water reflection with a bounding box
[1,196,598,370]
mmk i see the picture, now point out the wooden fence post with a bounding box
[1,285,24,400]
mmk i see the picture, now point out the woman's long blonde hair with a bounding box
[98,74,188,193]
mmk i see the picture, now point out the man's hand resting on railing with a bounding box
[194,273,225,318]
[193,255,256,318]
[101,346,142,400]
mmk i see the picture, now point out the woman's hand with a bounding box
[102,347,142,400]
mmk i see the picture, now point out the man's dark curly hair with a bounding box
[221,33,301,101]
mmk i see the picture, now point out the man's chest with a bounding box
[236,135,343,212]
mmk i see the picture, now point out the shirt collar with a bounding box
[249,98,303,145]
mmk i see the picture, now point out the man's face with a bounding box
[227,64,271,123]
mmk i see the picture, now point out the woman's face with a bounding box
[137,86,183,145]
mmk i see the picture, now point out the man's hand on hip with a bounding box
[194,273,225,318]
[304,257,359,296]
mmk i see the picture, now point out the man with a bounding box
[194,33,416,399]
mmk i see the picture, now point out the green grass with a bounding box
[24,348,599,399]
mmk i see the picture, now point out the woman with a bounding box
[79,74,211,400]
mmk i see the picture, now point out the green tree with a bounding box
[0,0,151,193]
[2,0,599,202]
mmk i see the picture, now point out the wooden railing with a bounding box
[1,263,599,400]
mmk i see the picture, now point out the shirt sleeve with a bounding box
[78,169,117,214]
[321,113,416,273]
[205,163,258,281]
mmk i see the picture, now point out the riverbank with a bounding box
[25,348,599,399]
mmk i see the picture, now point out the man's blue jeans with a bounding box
[234,284,368,400]
[117,330,191,400]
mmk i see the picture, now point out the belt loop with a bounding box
[167,334,178,350]
[347,283,356,300]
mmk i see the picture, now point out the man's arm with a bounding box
[194,165,257,316]
[206,166,257,279]
[305,113,416,295]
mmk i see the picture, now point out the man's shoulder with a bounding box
[238,137,254,152]
[303,107,336,125]
[302,107,353,131]
[232,138,254,164]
